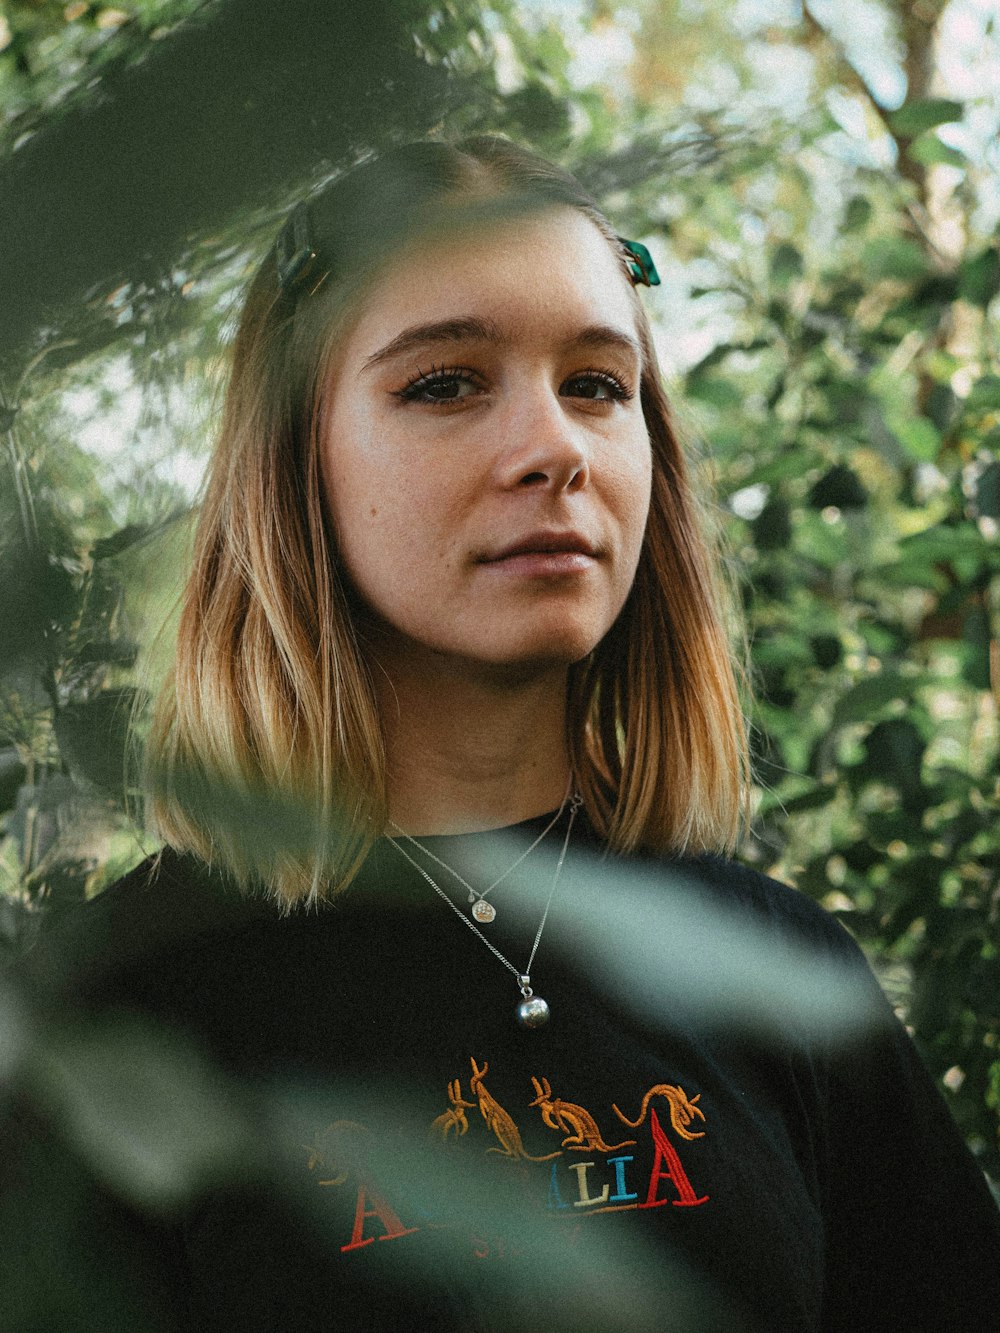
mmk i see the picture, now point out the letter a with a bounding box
[341,1183,420,1252]
[640,1108,708,1209]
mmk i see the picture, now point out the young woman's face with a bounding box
[320,206,652,680]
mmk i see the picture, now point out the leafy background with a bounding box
[1,0,997,1190]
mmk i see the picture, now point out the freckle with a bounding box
[370,507,378,517]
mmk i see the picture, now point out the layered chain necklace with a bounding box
[385,790,582,1028]
[387,779,573,926]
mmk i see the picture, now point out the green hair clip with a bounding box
[619,237,661,287]
[276,202,318,292]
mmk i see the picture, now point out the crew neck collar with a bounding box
[384,807,564,845]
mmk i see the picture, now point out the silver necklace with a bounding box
[387,778,572,925]
[386,794,582,1028]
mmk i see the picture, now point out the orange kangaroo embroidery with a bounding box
[612,1085,706,1141]
[429,1078,476,1141]
[304,1120,370,1186]
[469,1058,561,1161]
[528,1076,636,1152]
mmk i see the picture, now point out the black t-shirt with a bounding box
[2,813,998,1331]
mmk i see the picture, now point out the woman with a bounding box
[3,137,998,1332]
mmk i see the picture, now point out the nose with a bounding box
[494,385,590,493]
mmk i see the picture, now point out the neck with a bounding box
[374,653,572,836]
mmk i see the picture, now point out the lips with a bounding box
[481,530,598,563]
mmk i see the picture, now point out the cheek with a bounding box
[614,437,654,554]
[322,471,388,612]
[322,412,391,544]
[321,444,446,620]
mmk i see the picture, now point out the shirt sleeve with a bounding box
[809,927,1000,1332]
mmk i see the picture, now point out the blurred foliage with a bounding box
[0,0,207,151]
[0,0,998,1195]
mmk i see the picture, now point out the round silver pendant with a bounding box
[516,995,550,1028]
[471,900,496,923]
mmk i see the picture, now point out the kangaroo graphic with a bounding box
[528,1076,636,1152]
[304,1119,370,1186]
[469,1058,561,1160]
[429,1078,476,1141]
[612,1084,706,1141]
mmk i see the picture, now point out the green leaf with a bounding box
[861,237,929,283]
[908,132,966,168]
[780,784,838,814]
[751,497,792,551]
[752,630,814,669]
[795,511,848,568]
[686,374,743,409]
[860,718,926,806]
[890,414,942,461]
[883,858,944,944]
[962,607,992,689]
[807,464,868,510]
[966,375,1000,413]
[0,548,78,672]
[810,634,843,669]
[888,98,964,137]
[843,196,872,232]
[898,523,987,563]
[742,449,821,487]
[841,840,882,874]
[958,247,1000,308]
[91,523,153,561]
[53,688,138,796]
[0,748,27,818]
[927,383,959,432]
[503,83,571,143]
[686,340,769,375]
[976,461,1000,520]
[34,1019,253,1211]
[770,242,803,286]
[832,674,911,725]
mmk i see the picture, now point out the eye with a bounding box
[561,369,634,403]
[394,365,484,406]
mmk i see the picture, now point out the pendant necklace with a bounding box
[385,793,582,1028]
[387,777,572,926]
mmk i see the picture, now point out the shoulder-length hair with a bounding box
[146,135,749,906]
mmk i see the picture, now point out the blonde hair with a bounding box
[147,136,750,905]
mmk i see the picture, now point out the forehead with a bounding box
[339,206,642,366]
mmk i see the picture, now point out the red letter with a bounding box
[640,1108,708,1209]
[341,1184,420,1252]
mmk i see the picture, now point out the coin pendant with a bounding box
[471,900,496,923]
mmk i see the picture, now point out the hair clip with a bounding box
[619,237,661,288]
[276,202,319,292]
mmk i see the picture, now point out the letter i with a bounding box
[607,1155,638,1204]
[548,1162,570,1211]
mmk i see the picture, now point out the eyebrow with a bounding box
[359,316,642,374]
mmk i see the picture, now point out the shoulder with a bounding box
[13,848,255,1003]
[668,851,859,954]
[573,816,851,955]
[567,843,883,1041]
[606,842,862,959]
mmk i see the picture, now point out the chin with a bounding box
[530,607,615,658]
[474,625,606,677]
